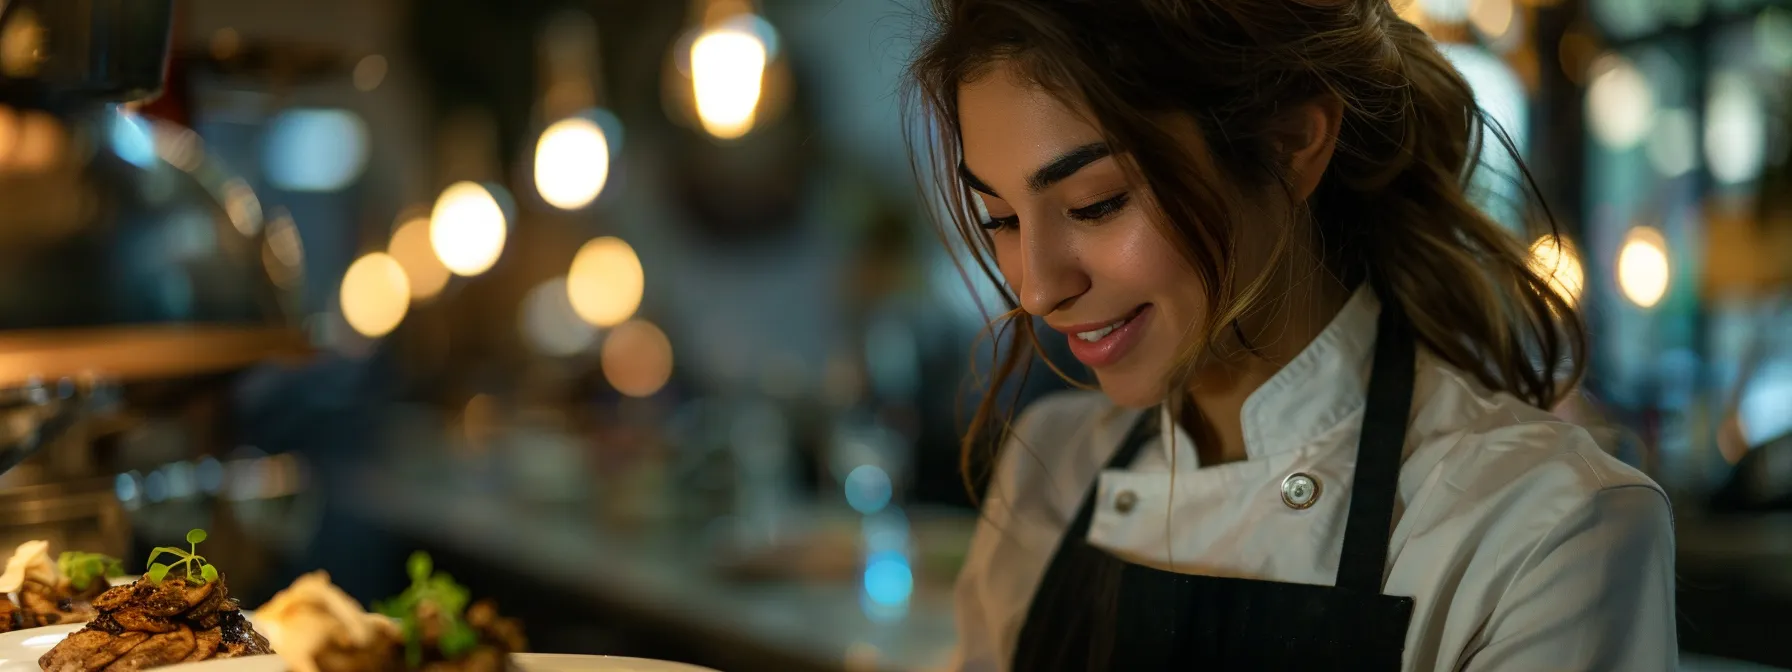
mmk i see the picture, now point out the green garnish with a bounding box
[145,529,220,585]
[57,551,125,591]
[374,552,479,668]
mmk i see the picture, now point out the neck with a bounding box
[1181,276,1353,466]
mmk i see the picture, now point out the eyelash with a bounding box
[980,193,1132,231]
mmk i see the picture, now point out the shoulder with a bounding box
[1404,354,1671,541]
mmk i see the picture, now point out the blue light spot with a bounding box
[263,108,370,192]
[114,473,139,502]
[111,109,157,169]
[863,552,912,607]
[844,464,893,514]
[143,470,168,503]
[197,457,223,494]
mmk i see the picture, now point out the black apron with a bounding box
[1012,301,1418,671]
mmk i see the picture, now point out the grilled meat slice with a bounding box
[38,630,149,672]
[100,627,196,672]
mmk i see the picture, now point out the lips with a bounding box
[1056,304,1153,369]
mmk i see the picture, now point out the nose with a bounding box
[1015,220,1088,317]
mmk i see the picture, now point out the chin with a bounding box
[1093,370,1167,409]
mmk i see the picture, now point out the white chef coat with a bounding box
[951,288,1677,672]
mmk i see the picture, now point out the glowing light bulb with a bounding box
[1617,226,1670,308]
[601,319,674,398]
[388,215,450,301]
[340,253,410,337]
[691,26,767,139]
[1527,235,1585,304]
[567,236,644,327]
[429,181,507,277]
[534,116,610,210]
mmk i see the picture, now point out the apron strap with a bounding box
[1334,297,1417,594]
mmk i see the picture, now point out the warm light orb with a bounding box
[534,116,611,210]
[387,215,450,301]
[430,181,507,277]
[1586,54,1654,150]
[340,253,411,338]
[691,26,767,139]
[567,236,645,327]
[601,319,674,398]
[1617,226,1670,308]
[1469,0,1514,39]
[1527,235,1585,304]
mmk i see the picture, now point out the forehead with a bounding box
[958,64,1104,192]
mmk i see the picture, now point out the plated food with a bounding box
[38,530,272,672]
[259,553,525,672]
[0,541,127,632]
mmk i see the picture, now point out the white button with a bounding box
[1114,490,1138,514]
[1281,472,1321,510]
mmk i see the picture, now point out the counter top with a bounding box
[344,467,958,672]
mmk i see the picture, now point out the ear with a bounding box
[1282,95,1344,201]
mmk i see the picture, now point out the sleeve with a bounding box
[946,394,1090,672]
[1459,485,1678,672]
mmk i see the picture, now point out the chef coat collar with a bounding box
[1160,286,1382,465]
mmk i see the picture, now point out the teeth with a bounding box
[1076,317,1130,342]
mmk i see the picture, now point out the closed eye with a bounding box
[980,214,1020,231]
[1068,193,1130,222]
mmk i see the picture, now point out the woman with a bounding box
[907,0,1676,670]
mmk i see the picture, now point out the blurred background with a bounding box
[0,0,1787,669]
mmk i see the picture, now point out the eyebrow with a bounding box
[958,142,1114,197]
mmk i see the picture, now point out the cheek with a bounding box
[1090,212,1196,300]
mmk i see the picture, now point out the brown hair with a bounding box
[905,0,1586,498]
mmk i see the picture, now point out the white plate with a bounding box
[164,654,717,672]
[0,623,714,672]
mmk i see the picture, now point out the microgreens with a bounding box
[145,529,220,585]
[374,552,478,668]
[57,551,125,591]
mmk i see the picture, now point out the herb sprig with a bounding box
[57,552,125,591]
[145,529,219,585]
[374,552,478,668]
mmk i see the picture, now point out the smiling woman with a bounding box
[906,1,1675,671]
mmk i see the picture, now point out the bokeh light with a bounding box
[340,252,411,338]
[691,25,767,139]
[601,319,673,398]
[353,55,388,92]
[567,236,645,327]
[1645,107,1699,178]
[862,551,913,607]
[387,214,451,301]
[534,116,611,210]
[1528,235,1585,305]
[1468,0,1514,39]
[1617,226,1670,309]
[844,465,893,514]
[1586,54,1654,150]
[521,276,598,357]
[430,181,508,277]
[109,108,157,169]
[264,108,371,192]
[1704,71,1767,185]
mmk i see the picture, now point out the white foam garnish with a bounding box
[258,572,394,672]
[0,540,59,594]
